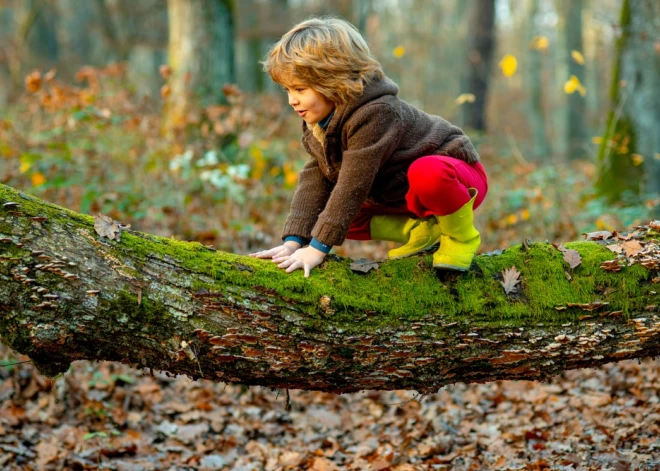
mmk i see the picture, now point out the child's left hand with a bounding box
[273,246,326,278]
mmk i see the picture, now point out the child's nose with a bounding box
[288,94,299,106]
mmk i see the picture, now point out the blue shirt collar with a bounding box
[318,110,335,130]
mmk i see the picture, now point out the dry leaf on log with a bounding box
[94,214,129,240]
[606,244,624,254]
[349,258,379,274]
[622,240,643,257]
[563,250,582,269]
[582,231,613,241]
[501,267,521,294]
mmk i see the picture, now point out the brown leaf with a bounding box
[622,240,643,257]
[310,457,337,471]
[500,266,521,294]
[222,83,242,97]
[279,451,304,467]
[583,231,613,240]
[35,441,60,467]
[563,249,582,269]
[25,70,42,93]
[94,214,122,240]
[606,244,625,254]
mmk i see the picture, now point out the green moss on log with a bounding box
[1,182,655,339]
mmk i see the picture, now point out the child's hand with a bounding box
[249,241,300,260]
[274,246,326,278]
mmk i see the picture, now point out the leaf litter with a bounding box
[2,343,659,470]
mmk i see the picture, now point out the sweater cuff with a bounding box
[310,238,332,254]
[283,235,309,246]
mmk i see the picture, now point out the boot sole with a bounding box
[389,242,440,260]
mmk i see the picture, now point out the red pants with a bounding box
[347,155,488,240]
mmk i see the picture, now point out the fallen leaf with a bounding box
[553,243,568,253]
[563,249,582,269]
[583,231,613,240]
[606,244,625,254]
[350,258,379,273]
[501,266,521,294]
[35,441,59,467]
[279,451,303,467]
[622,240,643,257]
[94,214,122,240]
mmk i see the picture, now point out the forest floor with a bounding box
[1,345,659,471]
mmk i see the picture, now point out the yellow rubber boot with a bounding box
[370,215,443,259]
[433,188,480,271]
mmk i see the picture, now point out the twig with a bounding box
[504,126,528,166]
[1,360,32,368]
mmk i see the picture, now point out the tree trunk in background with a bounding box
[53,0,94,71]
[596,0,659,207]
[235,0,288,94]
[326,0,352,19]
[353,0,373,39]
[15,0,59,74]
[0,7,15,104]
[164,0,235,132]
[460,0,496,132]
[525,0,551,160]
[1,183,660,392]
[565,0,587,160]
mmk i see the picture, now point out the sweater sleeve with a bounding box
[311,104,402,246]
[436,118,480,164]
[281,156,333,241]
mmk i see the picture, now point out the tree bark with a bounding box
[596,0,660,206]
[460,0,496,132]
[164,0,235,132]
[1,183,659,394]
[564,0,588,160]
[524,0,551,160]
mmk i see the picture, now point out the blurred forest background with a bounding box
[0,0,658,259]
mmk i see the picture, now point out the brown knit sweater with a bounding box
[283,75,480,247]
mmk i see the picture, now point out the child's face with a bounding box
[282,80,334,125]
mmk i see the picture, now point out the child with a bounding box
[250,17,488,278]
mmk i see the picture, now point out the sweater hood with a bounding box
[323,76,399,136]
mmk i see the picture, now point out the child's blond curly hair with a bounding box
[262,17,384,105]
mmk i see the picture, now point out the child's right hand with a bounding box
[249,241,301,260]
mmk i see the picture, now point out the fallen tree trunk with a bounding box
[1,183,659,393]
